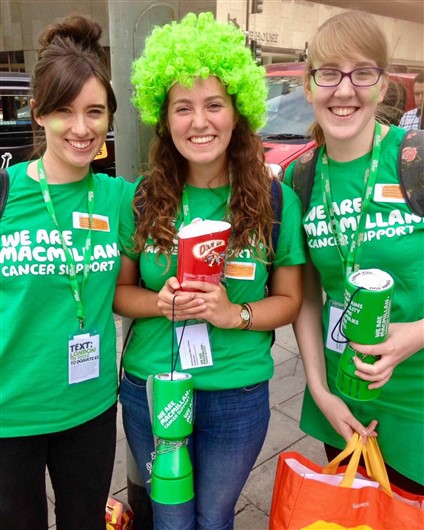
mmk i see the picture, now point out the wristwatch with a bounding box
[239,303,252,330]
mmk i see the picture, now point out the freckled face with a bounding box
[167,76,236,179]
[34,76,110,174]
[305,54,388,147]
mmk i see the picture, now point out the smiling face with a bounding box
[167,76,236,186]
[34,76,109,180]
[305,54,388,156]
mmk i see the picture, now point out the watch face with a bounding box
[241,308,250,322]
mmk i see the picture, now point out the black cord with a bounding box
[330,286,364,344]
[170,294,187,379]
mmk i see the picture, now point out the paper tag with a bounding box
[374,183,406,203]
[326,301,346,353]
[68,332,100,384]
[73,212,110,231]
[175,322,213,370]
[225,261,256,280]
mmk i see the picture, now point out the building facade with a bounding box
[1,0,423,73]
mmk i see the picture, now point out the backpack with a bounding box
[292,129,424,216]
[0,169,9,219]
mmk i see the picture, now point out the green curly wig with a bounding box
[131,12,267,131]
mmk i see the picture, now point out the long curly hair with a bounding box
[131,11,275,264]
[133,109,276,263]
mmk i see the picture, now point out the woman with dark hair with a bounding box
[113,12,306,530]
[0,14,136,530]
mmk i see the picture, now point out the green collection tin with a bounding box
[336,269,394,401]
[151,372,194,505]
[342,268,394,345]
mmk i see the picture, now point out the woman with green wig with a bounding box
[113,12,306,529]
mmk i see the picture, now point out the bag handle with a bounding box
[323,433,392,496]
[362,436,392,496]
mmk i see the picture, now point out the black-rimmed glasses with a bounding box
[310,67,385,87]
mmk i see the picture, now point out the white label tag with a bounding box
[326,302,346,353]
[68,333,100,384]
[176,322,213,370]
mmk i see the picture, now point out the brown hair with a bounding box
[31,14,117,156]
[305,11,389,145]
[133,106,275,265]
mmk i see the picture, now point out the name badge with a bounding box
[68,332,100,384]
[175,322,213,370]
[326,301,346,353]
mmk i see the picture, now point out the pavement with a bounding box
[47,320,328,529]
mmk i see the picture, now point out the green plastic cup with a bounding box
[336,344,382,401]
[151,441,194,504]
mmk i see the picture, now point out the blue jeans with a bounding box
[120,372,270,530]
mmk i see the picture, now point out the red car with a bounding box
[261,62,416,179]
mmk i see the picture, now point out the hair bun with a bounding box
[38,14,103,53]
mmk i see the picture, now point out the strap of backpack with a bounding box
[292,147,320,213]
[270,177,283,255]
[0,168,10,219]
[398,129,424,217]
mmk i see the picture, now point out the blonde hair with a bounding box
[305,11,389,145]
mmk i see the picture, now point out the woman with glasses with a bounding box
[284,11,424,494]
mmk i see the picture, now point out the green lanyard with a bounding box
[320,121,382,276]
[37,158,94,329]
[181,182,232,226]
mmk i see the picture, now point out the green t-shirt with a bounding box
[123,182,306,390]
[0,162,136,437]
[285,126,424,484]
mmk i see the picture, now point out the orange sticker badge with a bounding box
[374,183,405,203]
[72,212,110,232]
[225,261,256,280]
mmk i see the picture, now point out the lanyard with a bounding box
[320,121,382,276]
[181,183,232,226]
[37,158,94,329]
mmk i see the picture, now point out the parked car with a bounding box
[0,71,115,176]
[262,62,417,179]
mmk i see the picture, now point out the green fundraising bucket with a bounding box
[342,268,394,344]
[151,372,194,505]
[337,269,394,401]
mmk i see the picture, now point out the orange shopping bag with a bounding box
[269,434,424,530]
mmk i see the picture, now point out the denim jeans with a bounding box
[120,372,270,530]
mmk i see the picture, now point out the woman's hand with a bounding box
[178,280,240,329]
[157,277,207,322]
[350,320,424,389]
[315,389,378,444]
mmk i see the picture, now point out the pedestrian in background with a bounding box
[0,14,136,529]
[284,11,424,494]
[113,12,306,530]
[399,72,424,130]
